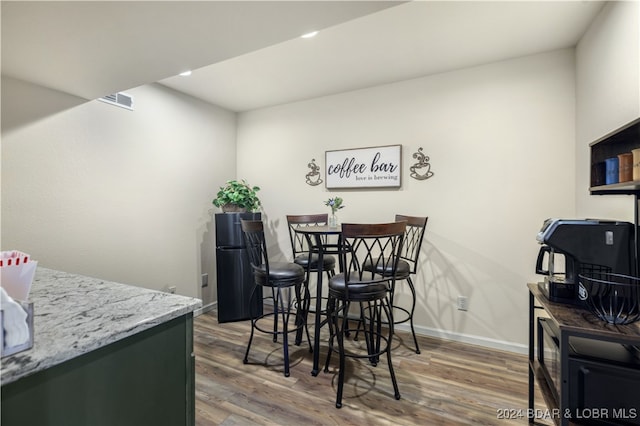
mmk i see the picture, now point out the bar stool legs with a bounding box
[243,283,310,377]
[404,276,420,354]
[324,297,400,408]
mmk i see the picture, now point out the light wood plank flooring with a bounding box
[194,310,551,425]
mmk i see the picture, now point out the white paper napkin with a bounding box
[0,286,30,347]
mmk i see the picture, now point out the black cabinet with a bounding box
[215,212,262,323]
[528,284,640,425]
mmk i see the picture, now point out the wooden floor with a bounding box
[194,310,552,425]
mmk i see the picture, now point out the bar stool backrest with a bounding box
[340,221,407,295]
[395,215,428,275]
[286,214,330,258]
[240,219,269,277]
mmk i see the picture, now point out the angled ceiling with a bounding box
[1,1,399,100]
[160,1,605,112]
[2,1,605,114]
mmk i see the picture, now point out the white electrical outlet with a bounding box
[457,296,468,311]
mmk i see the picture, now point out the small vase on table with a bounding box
[328,213,338,228]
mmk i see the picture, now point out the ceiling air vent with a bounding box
[98,92,134,110]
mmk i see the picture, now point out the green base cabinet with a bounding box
[1,314,195,426]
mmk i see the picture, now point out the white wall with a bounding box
[1,80,236,302]
[236,49,576,350]
[575,1,640,220]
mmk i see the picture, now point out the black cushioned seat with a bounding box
[327,272,389,299]
[293,253,336,271]
[252,261,305,287]
[363,258,411,279]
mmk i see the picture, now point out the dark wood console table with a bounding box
[528,283,640,426]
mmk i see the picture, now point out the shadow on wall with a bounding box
[264,216,288,262]
[1,76,88,134]
[412,232,527,341]
[416,238,473,334]
[198,208,217,305]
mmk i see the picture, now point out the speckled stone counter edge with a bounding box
[1,267,202,384]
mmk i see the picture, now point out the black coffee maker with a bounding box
[535,218,635,303]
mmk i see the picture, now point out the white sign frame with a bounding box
[325,145,402,189]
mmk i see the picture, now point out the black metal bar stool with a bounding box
[323,221,406,408]
[358,215,428,353]
[286,214,337,323]
[240,219,311,377]
[387,214,428,353]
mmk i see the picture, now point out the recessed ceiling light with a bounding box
[301,31,318,39]
[179,70,192,77]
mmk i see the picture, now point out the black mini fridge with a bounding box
[215,212,262,323]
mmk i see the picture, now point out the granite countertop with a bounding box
[1,267,202,385]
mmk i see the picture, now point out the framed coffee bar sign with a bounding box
[325,145,401,189]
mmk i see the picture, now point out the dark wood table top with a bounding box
[293,225,341,235]
[528,283,640,342]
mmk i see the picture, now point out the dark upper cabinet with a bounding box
[590,117,640,195]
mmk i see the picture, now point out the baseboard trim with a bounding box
[395,323,528,355]
[194,302,216,317]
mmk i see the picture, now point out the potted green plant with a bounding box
[212,179,261,213]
